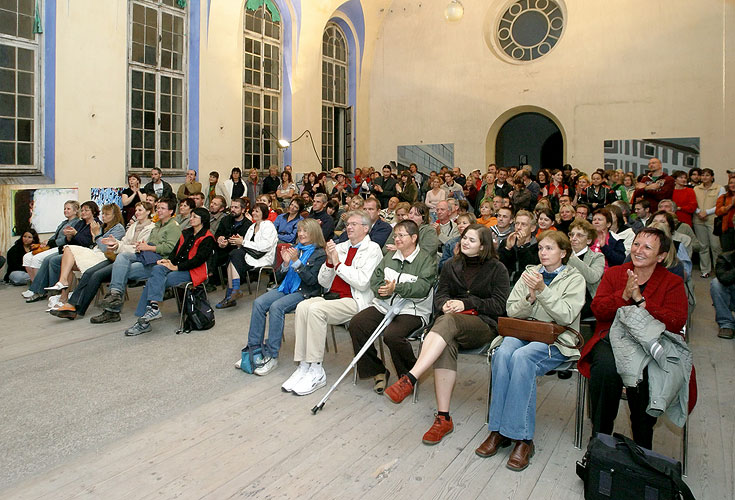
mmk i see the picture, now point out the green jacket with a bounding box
[148,218,182,256]
[370,245,437,323]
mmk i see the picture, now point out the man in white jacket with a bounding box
[283,210,383,396]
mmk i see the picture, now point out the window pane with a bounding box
[0,92,13,116]
[0,141,14,164]
[19,0,34,16]
[0,117,15,140]
[131,129,143,148]
[144,150,155,168]
[0,44,15,69]
[18,13,33,39]
[0,69,13,92]
[17,48,32,71]
[17,71,31,94]
[17,119,31,141]
[17,141,32,164]
[0,10,16,37]
[131,149,142,168]
[17,95,31,117]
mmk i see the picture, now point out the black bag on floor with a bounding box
[576,433,694,500]
[177,285,215,334]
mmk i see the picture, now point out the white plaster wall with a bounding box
[367,0,735,178]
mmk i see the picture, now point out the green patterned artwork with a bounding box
[245,0,281,22]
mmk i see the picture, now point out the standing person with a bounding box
[348,220,437,394]
[371,165,398,209]
[4,229,38,285]
[121,173,143,223]
[622,173,637,203]
[688,167,702,187]
[632,157,675,213]
[579,228,688,449]
[536,169,550,194]
[276,170,297,209]
[582,172,615,211]
[542,169,568,199]
[124,208,216,336]
[204,171,230,207]
[441,172,463,200]
[384,225,509,447]
[234,219,327,375]
[216,203,278,308]
[283,210,383,395]
[330,170,350,205]
[711,251,735,339]
[397,171,418,204]
[274,197,304,244]
[693,168,724,277]
[671,170,697,227]
[262,165,281,195]
[425,177,447,219]
[493,168,512,198]
[142,167,173,198]
[477,231,585,471]
[224,167,247,202]
[307,193,335,241]
[715,176,735,252]
[176,169,202,201]
[511,175,536,213]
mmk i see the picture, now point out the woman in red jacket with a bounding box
[124,207,216,336]
[579,227,688,449]
[671,170,697,227]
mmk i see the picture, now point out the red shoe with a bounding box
[422,415,453,445]
[385,375,414,404]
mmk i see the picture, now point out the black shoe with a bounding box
[99,291,123,309]
[557,371,573,379]
[90,310,121,324]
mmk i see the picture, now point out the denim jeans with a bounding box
[710,278,735,329]
[247,288,306,358]
[8,270,30,285]
[488,337,568,440]
[134,265,192,317]
[109,252,154,302]
[29,253,62,293]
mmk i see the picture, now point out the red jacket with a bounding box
[632,173,675,212]
[672,187,697,226]
[715,192,735,233]
[579,262,696,411]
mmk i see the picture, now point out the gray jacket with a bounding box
[609,306,692,427]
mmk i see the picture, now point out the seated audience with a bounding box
[438,213,476,270]
[384,225,510,445]
[235,219,326,375]
[491,206,514,249]
[498,210,539,286]
[535,208,556,237]
[348,220,437,394]
[4,229,38,285]
[567,219,605,318]
[216,203,278,308]
[383,202,440,256]
[176,198,195,231]
[556,203,576,235]
[274,197,304,244]
[476,200,496,228]
[121,173,143,222]
[335,197,391,247]
[477,231,585,471]
[579,228,688,449]
[283,210,383,395]
[176,169,202,201]
[124,208,215,336]
[308,193,335,241]
[591,208,626,268]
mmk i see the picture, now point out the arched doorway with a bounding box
[495,112,563,172]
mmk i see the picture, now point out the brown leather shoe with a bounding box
[718,327,734,339]
[475,431,512,458]
[506,440,534,471]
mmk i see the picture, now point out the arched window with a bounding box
[128,0,187,172]
[321,23,350,172]
[0,0,41,174]
[243,4,281,170]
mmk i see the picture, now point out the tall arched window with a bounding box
[243,4,281,171]
[321,23,350,172]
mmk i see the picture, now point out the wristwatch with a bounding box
[631,297,645,306]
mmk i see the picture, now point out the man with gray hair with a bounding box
[283,210,384,396]
[307,193,335,241]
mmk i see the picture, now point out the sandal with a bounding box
[373,370,390,394]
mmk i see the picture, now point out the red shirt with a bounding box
[672,187,697,226]
[326,246,358,298]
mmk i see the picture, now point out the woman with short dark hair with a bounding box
[385,225,510,445]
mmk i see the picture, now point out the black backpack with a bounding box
[177,285,215,334]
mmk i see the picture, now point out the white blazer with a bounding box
[242,220,278,267]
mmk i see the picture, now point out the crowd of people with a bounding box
[0,157,713,472]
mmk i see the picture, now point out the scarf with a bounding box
[278,243,316,294]
[540,265,565,286]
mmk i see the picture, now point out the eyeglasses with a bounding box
[393,232,410,239]
[345,222,366,227]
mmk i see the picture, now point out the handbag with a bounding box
[239,345,264,374]
[31,244,50,255]
[576,433,694,500]
[243,246,267,259]
[498,316,584,349]
[713,215,723,237]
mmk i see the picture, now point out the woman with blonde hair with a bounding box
[234,218,327,375]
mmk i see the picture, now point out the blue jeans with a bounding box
[710,278,735,329]
[29,253,62,293]
[488,337,568,440]
[109,252,154,301]
[247,288,305,358]
[8,270,30,285]
[135,265,192,317]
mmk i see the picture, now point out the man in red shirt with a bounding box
[283,210,384,396]
[632,157,675,212]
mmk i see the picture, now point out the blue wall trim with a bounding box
[189,0,200,174]
[43,0,56,182]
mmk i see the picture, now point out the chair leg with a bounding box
[331,326,338,353]
[412,335,424,404]
[682,420,688,477]
[486,354,492,426]
[245,270,252,294]
[325,326,331,353]
[574,372,586,449]
[217,266,227,291]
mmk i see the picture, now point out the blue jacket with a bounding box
[274,213,303,244]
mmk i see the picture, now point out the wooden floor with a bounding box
[0,276,733,499]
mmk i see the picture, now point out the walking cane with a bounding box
[311,298,407,415]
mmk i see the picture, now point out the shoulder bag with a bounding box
[498,316,584,349]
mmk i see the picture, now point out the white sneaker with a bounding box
[254,356,278,376]
[235,358,242,369]
[292,363,327,396]
[281,362,310,393]
[47,295,62,309]
[21,290,34,298]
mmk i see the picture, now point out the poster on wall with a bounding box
[90,187,124,208]
[603,137,700,178]
[11,188,79,236]
[397,143,455,175]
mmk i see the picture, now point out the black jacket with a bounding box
[4,239,28,281]
[716,251,735,286]
[169,227,216,271]
[275,247,327,299]
[600,233,626,267]
[308,209,335,241]
[142,180,174,198]
[434,257,510,329]
[214,214,252,241]
[498,238,540,286]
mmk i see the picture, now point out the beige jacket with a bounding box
[693,182,723,226]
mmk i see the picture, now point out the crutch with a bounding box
[311,298,407,415]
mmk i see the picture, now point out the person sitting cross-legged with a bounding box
[384,225,510,445]
[124,208,215,336]
[233,218,326,375]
